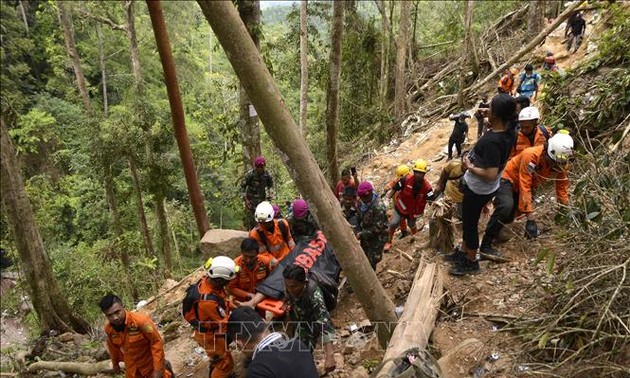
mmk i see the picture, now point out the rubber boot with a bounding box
[384,228,396,252]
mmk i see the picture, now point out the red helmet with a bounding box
[357,181,374,197]
[292,199,309,219]
[254,156,266,167]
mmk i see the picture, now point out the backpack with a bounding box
[308,270,339,312]
[182,279,224,331]
[518,73,540,94]
[257,220,290,252]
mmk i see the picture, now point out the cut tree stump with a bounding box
[376,257,443,377]
[28,360,112,375]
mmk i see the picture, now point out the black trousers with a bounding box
[462,185,496,250]
[448,138,463,159]
[481,179,519,247]
[476,119,485,140]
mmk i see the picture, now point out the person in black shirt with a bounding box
[567,13,586,53]
[447,94,517,276]
[227,307,318,378]
[447,112,470,160]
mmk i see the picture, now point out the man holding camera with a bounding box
[335,167,359,201]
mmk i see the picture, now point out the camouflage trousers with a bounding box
[362,240,385,270]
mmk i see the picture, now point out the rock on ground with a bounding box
[200,229,249,258]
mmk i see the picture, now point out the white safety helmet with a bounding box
[547,131,574,164]
[519,106,540,121]
[254,201,274,223]
[205,256,238,280]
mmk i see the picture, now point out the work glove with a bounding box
[525,220,538,239]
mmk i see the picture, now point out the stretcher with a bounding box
[229,287,285,317]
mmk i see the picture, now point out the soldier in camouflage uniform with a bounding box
[240,156,274,229]
[356,182,389,270]
[283,265,336,373]
[287,199,320,243]
[341,186,359,232]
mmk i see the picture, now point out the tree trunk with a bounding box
[18,0,29,34]
[96,23,108,117]
[124,0,143,93]
[458,0,474,109]
[29,360,112,375]
[102,162,138,301]
[299,0,309,137]
[527,0,545,38]
[197,0,398,348]
[155,194,173,277]
[0,118,89,334]
[466,1,582,97]
[57,2,92,113]
[125,0,172,276]
[146,0,209,237]
[128,157,155,258]
[325,1,344,188]
[237,0,262,170]
[411,0,419,57]
[394,0,409,121]
[375,0,392,105]
[376,258,443,376]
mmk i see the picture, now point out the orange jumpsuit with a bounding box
[105,311,172,378]
[249,219,295,260]
[228,254,275,299]
[193,278,234,378]
[498,74,514,94]
[511,125,553,158]
[503,145,570,214]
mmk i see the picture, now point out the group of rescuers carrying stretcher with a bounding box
[98,85,575,378]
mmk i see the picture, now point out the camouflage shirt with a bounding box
[240,170,273,205]
[288,213,320,243]
[286,281,335,350]
[357,195,389,244]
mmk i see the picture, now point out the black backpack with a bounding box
[308,270,339,312]
[182,279,225,331]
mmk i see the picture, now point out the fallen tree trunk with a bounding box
[376,257,443,377]
[196,0,398,348]
[466,1,584,96]
[28,360,112,375]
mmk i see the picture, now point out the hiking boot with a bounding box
[479,245,510,263]
[398,230,410,239]
[443,246,466,264]
[449,258,481,276]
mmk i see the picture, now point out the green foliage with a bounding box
[10,109,56,154]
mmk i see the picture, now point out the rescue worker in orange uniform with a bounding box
[384,165,411,239]
[228,238,277,313]
[479,132,573,260]
[186,256,238,378]
[498,68,517,95]
[100,294,173,378]
[249,201,295,261]
[511,106,553,158]
[384,160,435,251]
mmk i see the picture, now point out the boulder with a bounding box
[200,229,250,258]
